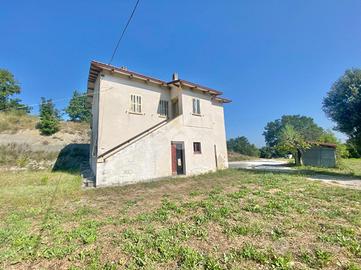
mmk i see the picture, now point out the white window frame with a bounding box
[130,94,142,113]
[158,100,169,118]
[192,98,201,115]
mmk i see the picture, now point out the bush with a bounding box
[227,136,259,157]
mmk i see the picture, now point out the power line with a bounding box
[108,0,141,65]
[1,1,141,113]
[0,87,114,113]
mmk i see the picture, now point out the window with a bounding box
[130,94,142,113]
[158,100,169,117]
[192,98,201,115]
[193,142,202,154]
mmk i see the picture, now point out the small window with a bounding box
[130,94,142,113]
[192,98,201,115]
[193,142,202,154]
[158,100,169,117]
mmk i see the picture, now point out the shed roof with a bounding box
[309,142,337,148]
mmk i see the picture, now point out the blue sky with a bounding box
[2,0,361,146]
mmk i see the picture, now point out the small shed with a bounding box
[301,142,337,168]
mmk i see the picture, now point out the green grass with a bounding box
[293,158,361,178]
[1,161,361,269]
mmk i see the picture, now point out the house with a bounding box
[301,142,337,168]
[87,61,231,187]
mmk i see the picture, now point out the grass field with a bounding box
[1,162,361,269]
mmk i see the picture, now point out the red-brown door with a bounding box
[171,142,184,175]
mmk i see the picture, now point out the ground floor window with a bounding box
[193,142,202,154]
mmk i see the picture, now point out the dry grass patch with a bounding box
[0,111,37,133]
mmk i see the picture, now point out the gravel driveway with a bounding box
[229,159,361,190]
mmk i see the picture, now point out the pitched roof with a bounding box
[87,61,231,103]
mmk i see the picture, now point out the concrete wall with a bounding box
[93,71,229,186]
[97,71,171,156]
[96,114,228,186]
[90,76,100,174]
[302,146,336,168]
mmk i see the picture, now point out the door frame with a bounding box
[171,141,185,175]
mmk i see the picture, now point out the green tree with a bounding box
[0,69,31,113]
[319,130,349,159]
[37,98,60,135]
[323,69,361,153]
[277,125,310,165]
[263,115,324,147]
[227,136,259,157]
[259,146,275,159]
[346,137,361,158]
[65,90,91,122]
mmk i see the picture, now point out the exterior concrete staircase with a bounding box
[80,161,96,187]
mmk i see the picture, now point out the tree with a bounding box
[259,146,275,159]
[263,115,325,147]
[227,136,259,157]
[277,125,310,165]
[0,69,30,112]
[346,137,361,158]
[65,90,91,122]
[37,98,60,135]
[319,130,349,159]
[323,69,361,152]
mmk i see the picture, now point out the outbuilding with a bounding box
[301,142,337,168]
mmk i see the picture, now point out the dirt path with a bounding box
[229,159,361,190]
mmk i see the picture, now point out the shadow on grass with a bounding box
[52,144,89,173]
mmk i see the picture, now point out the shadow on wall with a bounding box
[52,144,89,172]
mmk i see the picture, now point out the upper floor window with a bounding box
[192,98,201,115]
[130,94,142,113]
[158,100,169,117]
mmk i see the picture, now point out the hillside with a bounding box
[0,112,90,170]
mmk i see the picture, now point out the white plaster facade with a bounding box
[87,61,230,187]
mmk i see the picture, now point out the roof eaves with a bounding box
[167,79,223,95]
[89,61,167,86]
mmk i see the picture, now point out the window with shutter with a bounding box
[192,98,201,115]
[130,94,142,113]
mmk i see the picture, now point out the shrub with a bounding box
[37,98,60,135]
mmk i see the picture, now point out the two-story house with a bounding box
[87,61,231,187]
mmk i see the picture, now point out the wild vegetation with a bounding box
[0,69,30,113]
[37,98,61,135]
[0,110,38,133]
[65,90,91,123]
[227,136,259,158]
[0,143,58,169]
[323,69,361,158]
[1,161,361,269]
[227,151,258,162]
[261,115,351,163]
